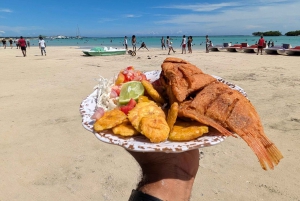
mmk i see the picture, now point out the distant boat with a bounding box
[76,25,82,39]
[82,46,126,56]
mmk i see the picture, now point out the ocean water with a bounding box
[29,35,300,50]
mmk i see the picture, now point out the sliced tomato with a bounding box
[120,99,137,115]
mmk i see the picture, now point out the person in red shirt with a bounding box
[18,36,27,57]
[257,36,265,55]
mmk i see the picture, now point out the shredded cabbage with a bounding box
[95,76,118,111]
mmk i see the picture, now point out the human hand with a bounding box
[128,149,200,201]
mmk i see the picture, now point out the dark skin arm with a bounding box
[128,149,199,201]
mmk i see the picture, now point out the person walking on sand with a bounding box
[205,35,210,53]
[166,36,176,55]
[39,37,46,56]
[18,36,27,57]
[132,35,136,51]
[161,36,166,50]
[2,38,6,49]
[257,36,265,55]
[180,35,187,54]
[124,36,128,50]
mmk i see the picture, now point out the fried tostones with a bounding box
[166,102,178,131]
[140,117,170,143]
[141,80,165,104]
[168,120,208,141]
[112,119,139,136]
[94,109,127,132]
[128,101,169,142]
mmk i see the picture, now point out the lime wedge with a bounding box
[119,81,144,105]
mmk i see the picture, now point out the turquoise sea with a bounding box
[29,35,300,50]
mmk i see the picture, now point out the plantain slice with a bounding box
[141,80,165,104]
[112,119,139,137]
[140,116,170,143]
[169,120,209,141]
[94,109,127,132]
[128,100,169,142]
[166,102,179,131]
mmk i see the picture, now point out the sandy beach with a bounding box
[0,46,299,201]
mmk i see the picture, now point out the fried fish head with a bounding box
[166,102,179,131]
[112,119,140,137]
[140,116,170,143]
[168,120,209,141]
[128,101,166,132]
[141,80,165,105]
[94,109,127,132]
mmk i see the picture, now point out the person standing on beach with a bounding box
[124,36,128,50]
[205,35,210,53]
[180,35,187,54]
[15,38,19,49]
[257,36,265,55]
[39,37,46,56]
[18,36,27,57]
[9,38,13,49]
[2,38,6,49]
[166,36,176,55]
[161,36,166,50]
[187,36,193,53]
[132,35,136,51]
[27,39,30,48]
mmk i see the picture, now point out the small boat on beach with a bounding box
[82,46,126,56]
[219,43,248,52]
[243,44,258,53]
[208,45,223,51]
[277,46,300,56]
[264,44,291,55]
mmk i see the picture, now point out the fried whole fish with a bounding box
[159,57,283,170]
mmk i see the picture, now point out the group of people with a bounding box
[160,35,194,55]
[1,36,47,57]
[124,35,149,52]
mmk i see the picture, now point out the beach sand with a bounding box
[0,46,299,201]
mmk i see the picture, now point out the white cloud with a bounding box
[159,3,240,12]
[0,8,12,12]
[155,1,300,35]
[125,14,141,18]
[0,30,5,33]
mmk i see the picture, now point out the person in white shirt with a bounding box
[181,35,186,54]
[39,37,46,56]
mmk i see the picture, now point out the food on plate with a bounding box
[141,80,165,104]
[112,119,139,136]
[169,120,208,141]
[94,109,127,132]
[166,102,179,131]
[159,57,283,170]
[127,101,169,143]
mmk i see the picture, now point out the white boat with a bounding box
[218,43,248,52]
[242,44,258,53]
[82,46,126,56]
[277,46,300,56]
[264,44,291,55]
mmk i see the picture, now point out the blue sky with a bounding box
[1,0,299,37]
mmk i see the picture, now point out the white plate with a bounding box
[79,70,247,153]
